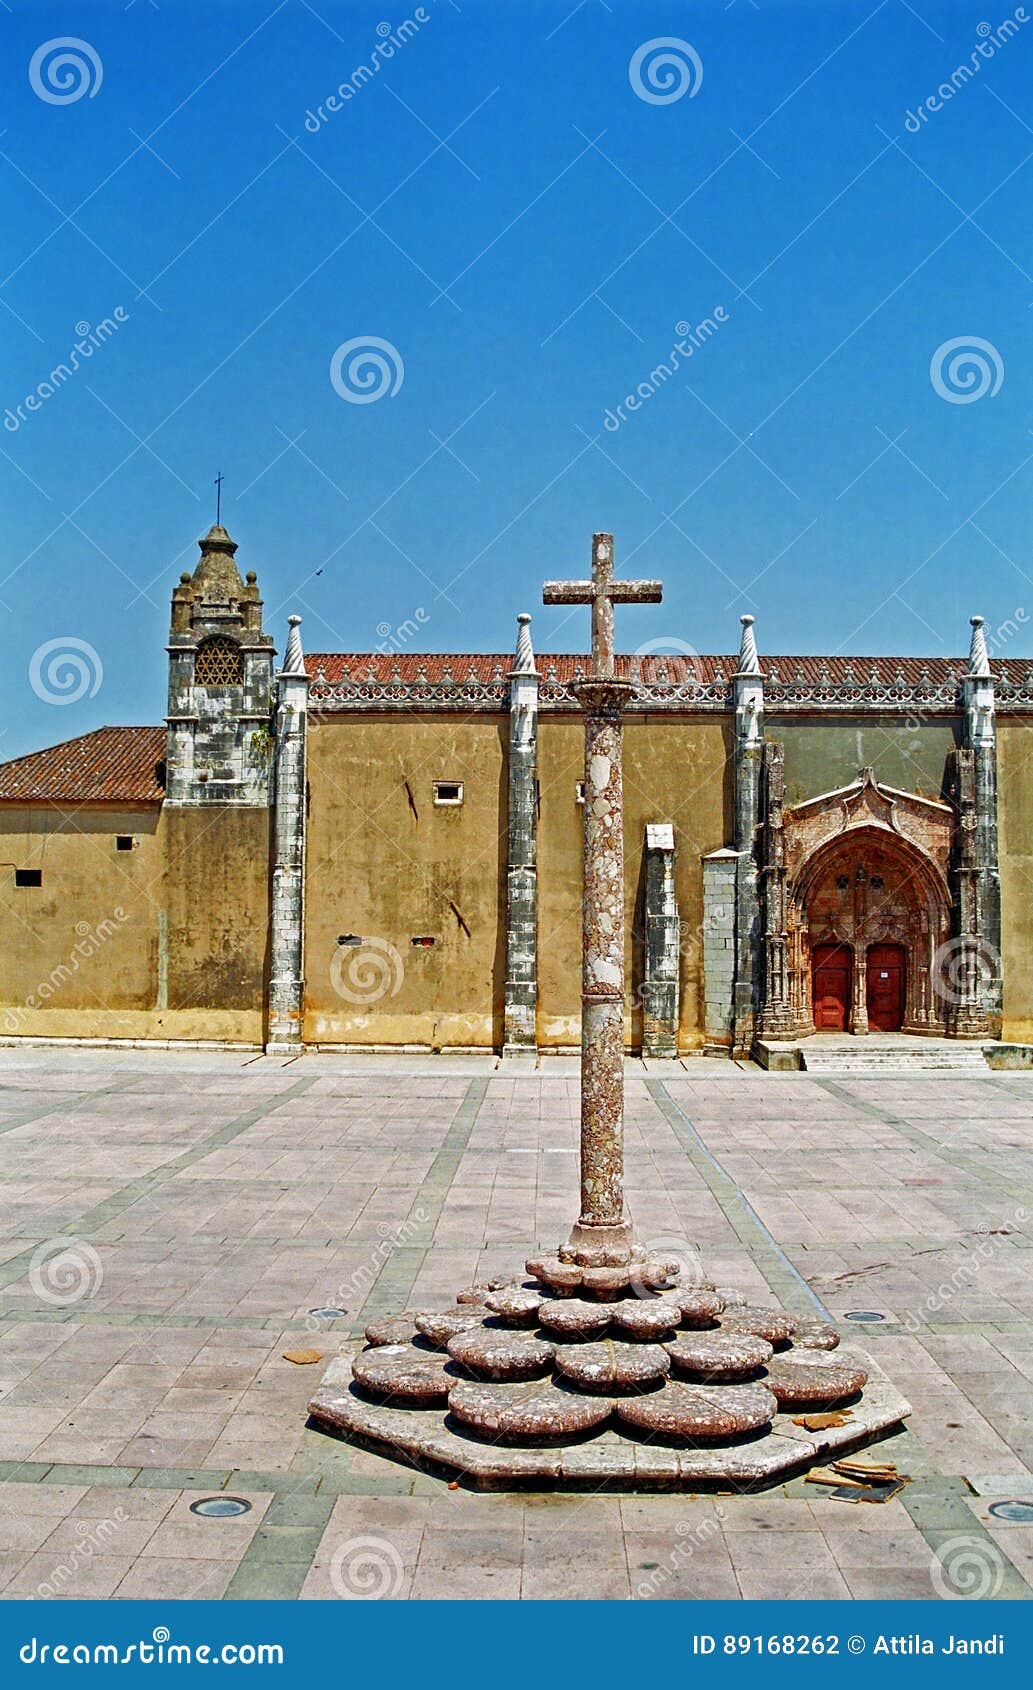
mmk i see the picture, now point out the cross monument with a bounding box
[543,533,662,1266]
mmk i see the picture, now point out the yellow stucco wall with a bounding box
[537,714,731,1050]
[997,719,1033,1042]
[0,804,269,1044]
[303,714,507,1047]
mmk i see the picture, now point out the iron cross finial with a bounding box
[214,471,224,526]
[543,533,662,678]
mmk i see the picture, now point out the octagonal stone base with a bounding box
[308,1342,910,1490]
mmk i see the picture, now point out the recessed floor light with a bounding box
[844,1311,886,1323]
[988,1500,1033,1523]
[308,1306,348,1319]
[190,1496,252,1518]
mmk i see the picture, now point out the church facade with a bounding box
[2,523,1031,1054]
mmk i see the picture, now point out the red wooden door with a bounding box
[812,944,852,1031]
[867,944,905,1031]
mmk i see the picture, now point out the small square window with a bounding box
[116,836,134,851]
[575,781,586,805]
[433,781,463,806]
[14,869,42,888]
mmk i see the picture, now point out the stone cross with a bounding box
[543,533,662,679]
[543,534,662,1267]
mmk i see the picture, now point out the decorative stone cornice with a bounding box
[304,656,1033,714]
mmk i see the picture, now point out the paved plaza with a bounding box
[0,1048,1030,1602]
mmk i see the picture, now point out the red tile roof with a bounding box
[0,727,166,805]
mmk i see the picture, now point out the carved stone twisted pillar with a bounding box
[266,616,309,1054]
[503,615,539,1052]
[759,740,795,1037]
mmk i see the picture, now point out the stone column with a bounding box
[958,615,1001,1035]
[849,862,869,1036]
[266,616,309,1053]
[503,614,539,1053]
[641,823,679,1056]
[758,739,795,1036]
[561,678,635,1265]
[949,748,995,1038]
[732,615,764,1055]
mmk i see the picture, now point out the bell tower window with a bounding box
[195,636,244,686]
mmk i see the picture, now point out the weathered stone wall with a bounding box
[997,718,1033,1041]
[0,803,269,1043]
[772,716,962,806]
[536,714,730,1050]
[161,807,270,1042]
[302,713,507,1047]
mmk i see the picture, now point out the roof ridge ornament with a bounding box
[736,613,761,676]
[968,613,991,677]
[511,612,537,676]
[281,615,305,677]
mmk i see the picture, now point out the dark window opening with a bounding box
[14,869,42,888]
[195,636,244,686]
[116,836,133,851]
[337,934,361,946]
[433,781,463,806]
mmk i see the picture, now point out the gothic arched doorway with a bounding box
[788,825,951,1037]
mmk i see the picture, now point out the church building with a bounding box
[1,523,1031,1057]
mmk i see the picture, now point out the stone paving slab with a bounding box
[0,1049,1030,1601]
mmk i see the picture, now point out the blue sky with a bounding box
[3,0,1033,756]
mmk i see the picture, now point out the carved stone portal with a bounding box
[762,767,955,1038]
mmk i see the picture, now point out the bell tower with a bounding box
[165,524,275,806]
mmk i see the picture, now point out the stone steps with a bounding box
[800,1046,989,1073]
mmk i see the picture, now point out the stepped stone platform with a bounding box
[308,1255,910,1489]
[754,1032,1000,1074]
